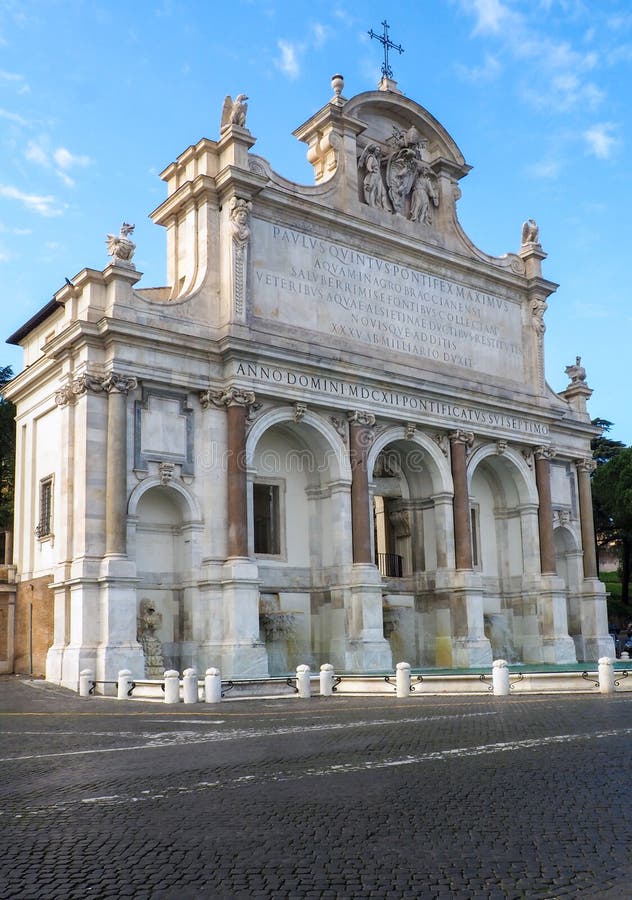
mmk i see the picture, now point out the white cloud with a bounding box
[583,123,619,159]
[0,69,30,93]
[0,184,63,217]
[311,22,330,48]
[0,107,29,126]
[464,0,513,35]
[24,139,92,185]
[276,40,301,79]
[25,140,48,166]
[525,159,563,179]
[54,147,91,170]
[456,52,501,82]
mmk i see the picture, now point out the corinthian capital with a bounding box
[534,445,557,460]
[449,430,474,447]
[347,410,376,427]
[102,373,138,394]
[575,457,596,474]
[55,372,135,405]
[200,387,260,411]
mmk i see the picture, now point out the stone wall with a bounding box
[14,575,54,676]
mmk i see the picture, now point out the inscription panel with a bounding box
[251,220,525,382]
[232,361,549,439]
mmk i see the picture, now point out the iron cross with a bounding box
[368,20,404,80]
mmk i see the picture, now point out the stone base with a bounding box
[451,637,492,668]
[578,635,617,663]
[339,638,393,672]
[541,636,577,664]
[219,641,269,678]
[46,643,91,690]
[94,642,146,692]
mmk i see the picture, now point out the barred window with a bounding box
[37,476,53,539]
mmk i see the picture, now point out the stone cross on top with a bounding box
[368,19,404,80]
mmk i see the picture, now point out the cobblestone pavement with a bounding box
[1,677,632,899]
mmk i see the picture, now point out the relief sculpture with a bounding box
[358,124,439,225]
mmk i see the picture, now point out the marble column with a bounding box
[199,386,267,676]
[348,412,375,565]
[104,374,137,556]
[226,402,249,558]
[449,431,473,570]
[202,387,259,559]
[534,446,556,575]
[576,457,598,579]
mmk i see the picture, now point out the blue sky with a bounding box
[1,0,631,443]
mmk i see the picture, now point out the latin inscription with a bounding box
[234,362,549,437]
[252,221,525,380]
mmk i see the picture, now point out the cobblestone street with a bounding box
[1,677,631,899]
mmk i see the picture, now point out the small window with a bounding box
[253,483,281,556]
[36,476,54,539]
[470,506,480,568]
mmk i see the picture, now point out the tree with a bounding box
[592,447,632,605]
[0,365,16,533]
[591,418,625,465]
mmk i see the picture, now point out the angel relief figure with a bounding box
[221,94,248,131]
[358,144,389,210]
[410,163,439,225]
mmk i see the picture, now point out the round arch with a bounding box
[467,444,538,506]
[246,406,351,483]
[127,476,203,523]
[367,426,452,495]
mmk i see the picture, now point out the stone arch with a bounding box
[127,475,203,523]
[246,406,351,484]
[366,427,453,581]
[367,426,452,495]
[466,444,538,506]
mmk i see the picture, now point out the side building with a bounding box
[3,75,612,688]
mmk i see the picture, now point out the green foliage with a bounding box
[591,418,625,465]
[593,446,632,604]
[0,366,16,531]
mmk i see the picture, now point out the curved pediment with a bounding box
[344,90,470,180]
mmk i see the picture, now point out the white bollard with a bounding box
[79,669,93,698]
[598,656,615,694]
[204,667,222,704]
[296,664,311,699]
[164,669,180,704]
[182,668,199,704]
[492,659,510,696]
[117,669,133,700]
[396,661,411,698]
[320,663,334,697]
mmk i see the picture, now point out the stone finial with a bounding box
[331,74,344,100]
[565,356,587,385]
[106,223,136,266]
[221,94,248,131]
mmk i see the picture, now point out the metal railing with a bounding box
[377,552,403,577]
